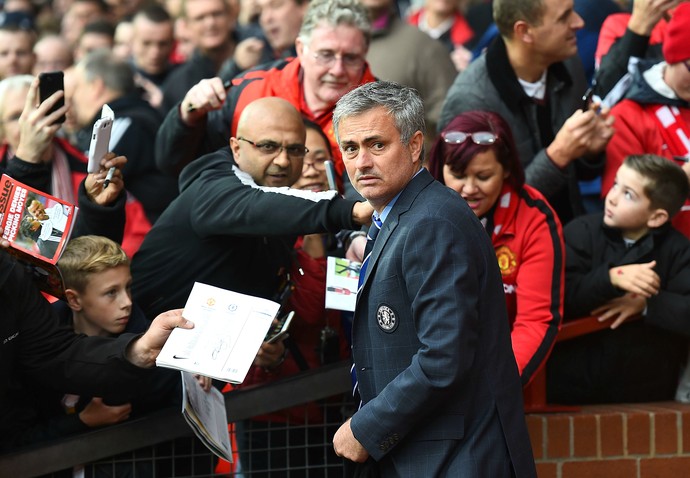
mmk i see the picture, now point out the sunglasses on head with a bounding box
[442,131,498,145]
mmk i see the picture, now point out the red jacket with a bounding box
[489,184,564,385]
[0,139,150,257]
[604,99,690,237]
[229,58,377,179]
[407,9,474,48]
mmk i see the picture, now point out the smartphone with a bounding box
[265,311,295,344]
[324,160,337,191]
[38,71,66,124]
[87,117,113,173]
[581,87,594,112]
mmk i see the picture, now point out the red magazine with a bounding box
[0,174,78,298]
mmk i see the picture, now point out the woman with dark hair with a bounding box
[428,110,565,386]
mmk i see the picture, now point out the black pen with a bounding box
[186,79,232,113]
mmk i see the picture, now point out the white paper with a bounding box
[156,282,280,383]
[325,256,361,312]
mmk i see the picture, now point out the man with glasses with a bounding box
[131,95,373,325]
[440,0,614,225]
[603,3,690,238]
[155,0,376,189]
[134,98,371,474]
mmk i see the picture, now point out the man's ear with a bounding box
[230,136,241,159]
[647,208,670,229]
[295,38,305,60]
[514,21,534,44]
[409,130,424,164]
[65,288,82,312]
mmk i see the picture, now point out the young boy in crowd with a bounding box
[58,235,145,338]
[31,236,166,442]
[547,154,690,404]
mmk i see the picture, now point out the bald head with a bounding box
[231,97,308,187]
[237,97,306,138]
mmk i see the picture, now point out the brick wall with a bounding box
[528,401,690,477]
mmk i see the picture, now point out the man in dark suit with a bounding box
[332,81,537,477]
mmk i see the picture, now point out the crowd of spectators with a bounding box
[2,0,690,475]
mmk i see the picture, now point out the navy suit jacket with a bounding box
[350,169,536,477]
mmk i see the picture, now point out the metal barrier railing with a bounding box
[0,361,352,477]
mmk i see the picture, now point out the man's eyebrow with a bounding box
[341,134,384,144]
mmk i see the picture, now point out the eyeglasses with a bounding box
[302,157,328,171]
[310,49,366,70]
[441,131,497,145]
[238,137,309,159]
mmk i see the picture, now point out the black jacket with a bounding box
[131,147,358,318]
[546,213,690,404]
[0,253,152,450]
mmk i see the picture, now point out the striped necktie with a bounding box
[357,215,382,291]
[352,215,382,405]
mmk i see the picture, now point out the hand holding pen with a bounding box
[84,153,127,206]
[181,77,232,124]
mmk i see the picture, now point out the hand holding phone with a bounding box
[581,87,602,115]
[87,117,113,173]
[38,71,66,124]
[265,311,294,344]
[581,87,594,112]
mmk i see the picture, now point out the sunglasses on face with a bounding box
[441,131,497,145]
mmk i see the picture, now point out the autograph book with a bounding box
[156,282,281,384]
[0,174,78,298]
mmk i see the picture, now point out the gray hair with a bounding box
[78,50,135,95]
[0,75,33,137]
[298,0,371,47]
[333,81,425,149]
[493,0,545,39]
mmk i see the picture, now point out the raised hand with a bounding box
[180,77,228,125]
[84,153,128,206]
[14,77,69,164]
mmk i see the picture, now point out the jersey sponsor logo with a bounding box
[496,245,518,277]
[376,304,398,333]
